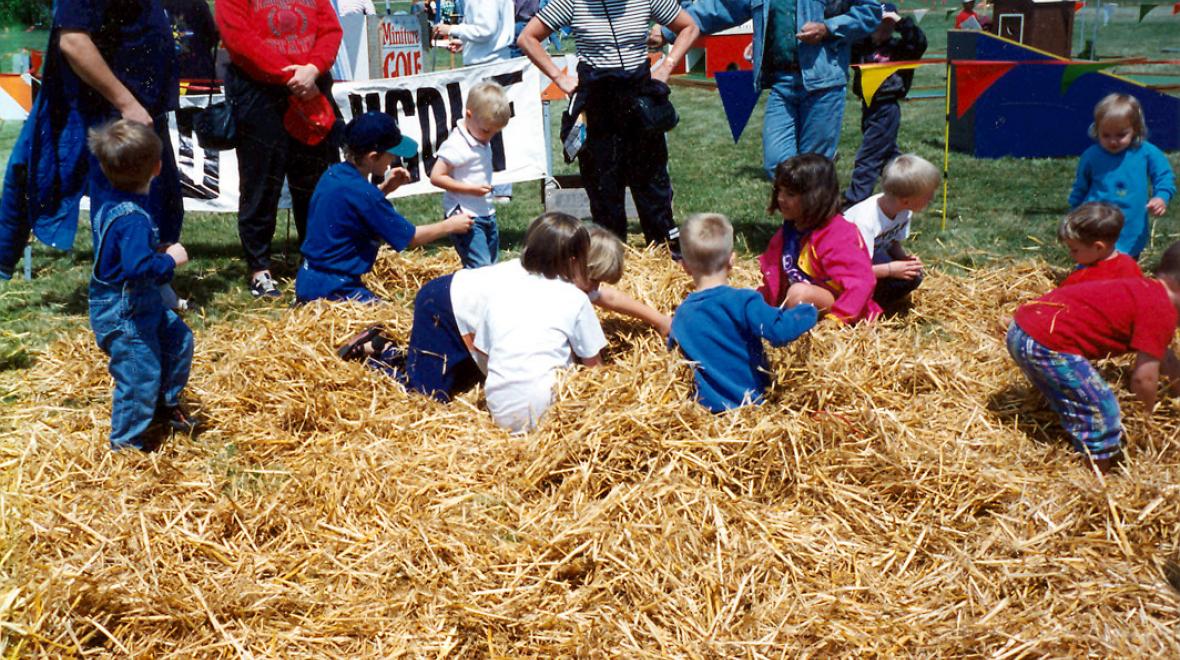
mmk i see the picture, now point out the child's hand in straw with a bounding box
[165,243,189,267]
[445,213,474,235]
[1148,196,1168,217]
[887,257,923,280]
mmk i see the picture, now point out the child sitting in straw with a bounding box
[1006,240,1180,473]
[429,81,510,268]
[1058,202,1143,287]
[843,154,939,310]
[87,120,196,451]
[670,213,818,412]
[295,112,473,304]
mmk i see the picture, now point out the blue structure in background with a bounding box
[948,30,1180,159]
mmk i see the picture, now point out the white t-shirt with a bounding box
[450,259,527,372]
[337,0,376,15]
[844,193,913,262]
[436,122,495,218]
[475,273,607,432]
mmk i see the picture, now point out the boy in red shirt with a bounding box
[1059,202,1143,287]
[1006,241,1180,473]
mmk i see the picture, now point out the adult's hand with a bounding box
[796,21,829,44]
[120,100,153,126]
[555,72,578,95]
[283,63,320,100]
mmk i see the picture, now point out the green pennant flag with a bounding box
[1139,3,1158,21]
[946,8,956,18]
[1060,61,1123,94]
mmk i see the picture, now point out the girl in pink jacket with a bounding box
[758,154,882,324]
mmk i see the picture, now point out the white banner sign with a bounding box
[171,57,548,213]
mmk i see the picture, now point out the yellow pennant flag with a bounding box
[859,62,923,106]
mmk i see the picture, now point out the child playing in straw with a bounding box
[87,120,196,451]
[295,112,473,303]
[1006,240,1180,473]
[843,153,939,310]
[1058,202,1142,287]
[429,81,511,268]
[670,213,818,412]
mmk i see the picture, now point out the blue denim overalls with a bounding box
[88,202,193,450]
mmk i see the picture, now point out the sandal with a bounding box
[337,325,385,361]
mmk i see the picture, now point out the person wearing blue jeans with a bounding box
[656,0,880,179]
[450,214,501,268]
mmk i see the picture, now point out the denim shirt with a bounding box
[670,0,881,92]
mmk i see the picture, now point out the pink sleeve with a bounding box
[757,227,785,306]
[813,218,882,323]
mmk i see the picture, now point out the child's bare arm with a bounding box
[429,158,493,197]
[1131,351,1162,411]
[593,285,672,337]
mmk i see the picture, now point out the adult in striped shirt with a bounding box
[518,0,699,259]
[654,0,881,179]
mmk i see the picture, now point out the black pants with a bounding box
[843,100,902,207]
[578,91,677,249]
[226,66,339,273]
[873,272,922,309]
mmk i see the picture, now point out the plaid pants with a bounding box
[1006,323,1124,460]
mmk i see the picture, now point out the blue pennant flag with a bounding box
[714,70,761,144]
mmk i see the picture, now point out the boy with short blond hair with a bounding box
[1058,202,1142,286]
[843,153,940,309]
[87,119,195,451]
[669,213,818,412]
[430,81,512,268]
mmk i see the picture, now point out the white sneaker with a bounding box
[249,272,282,299]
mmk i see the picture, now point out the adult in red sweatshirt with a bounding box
[216,0,343,299]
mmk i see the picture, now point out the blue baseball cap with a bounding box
[882,3,899,13]
[344,112,419,159]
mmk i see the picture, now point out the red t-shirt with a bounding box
[954,10,978,28]
[1014,278,1178,360]
[215,0,343,86]
[1061,253,1143,287]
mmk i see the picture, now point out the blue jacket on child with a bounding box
[670,286,818,412]
[1068,142,1176,259]
[88,194,192,450]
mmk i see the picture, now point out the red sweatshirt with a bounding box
[215,0,343,86]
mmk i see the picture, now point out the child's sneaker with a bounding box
[158,405,201,434]
[250,272,282,299]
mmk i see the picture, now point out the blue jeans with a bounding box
[294,262,380,303]
[451,213,499,268]
[89,282,193,450]
[405,274,480,401]
[762,74,846,179]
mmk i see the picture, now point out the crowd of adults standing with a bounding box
[0,0,883,288]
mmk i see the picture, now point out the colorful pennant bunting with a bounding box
[1139,3,1158,20]
[953,60,1017,118]
[1059,60,1124,94]
[1073,1,1084,12]
[860,62,924,106]
[714,70,761,144]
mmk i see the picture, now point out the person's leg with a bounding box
[580,99,629,240]
[405,274,477,402]
[785,281,835,311]
[286,132,339,245]
[295,264,375,303]
[158,310,194,409]
[228,69,288,275]
[797,85,847,161]
[624,127,679,254]
[761,75,801,179]
[844,101,902,207]
[451,213,498,268]
[103,298,166,450]
[150,120,186,244]
[872,271,923,309]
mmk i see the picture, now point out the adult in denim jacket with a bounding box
[655,0,880,179]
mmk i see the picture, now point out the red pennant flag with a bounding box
[1173,1,1179,13]
[954,60,1017,118]
[1073,1,1084,12]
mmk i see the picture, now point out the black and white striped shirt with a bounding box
[537,0,681,71]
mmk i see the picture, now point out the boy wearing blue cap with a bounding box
[296,112,474,303]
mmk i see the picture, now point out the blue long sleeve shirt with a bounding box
[670,286,818,412]
[1068,141,1176,258]
[92,194,176,285]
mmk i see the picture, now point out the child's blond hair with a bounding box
[467,81,511,129]
[1058,202,1123,245]
[881,154,940,199]
[586,224,625,285]
[87,119,161,192]
[1089,93,1146,147]
[680,213,733,275]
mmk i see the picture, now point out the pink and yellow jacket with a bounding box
[757,215,882,324]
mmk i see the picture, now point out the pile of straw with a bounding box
[3,247,1180,656]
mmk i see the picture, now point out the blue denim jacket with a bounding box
[672,0,881,92]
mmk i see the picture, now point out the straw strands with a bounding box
[2,248,1180,656]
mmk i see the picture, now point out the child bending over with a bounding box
[671,213,818,412]
[1059,202,1142,287]
[844,153,939,309]
[295,112,473,303]
[87,120,196,451]
[430,81,511,268]
[759,154,881,324]
[1006,240,1180,473]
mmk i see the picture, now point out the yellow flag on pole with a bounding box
[859,62,923,106]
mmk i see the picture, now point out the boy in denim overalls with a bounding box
[87,120,195,451]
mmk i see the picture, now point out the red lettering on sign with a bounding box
[383,50,422,78]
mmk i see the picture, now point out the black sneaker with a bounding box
[250,272,282,299]
[156,405,201,434]
[337,325,386,361]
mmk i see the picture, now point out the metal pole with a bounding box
[22,245,31,280]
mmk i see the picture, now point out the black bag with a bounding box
[598,0,678,133]
[192,43,237,151]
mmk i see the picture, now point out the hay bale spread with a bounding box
[2,247,1180,656]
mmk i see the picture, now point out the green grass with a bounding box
[0,11,1178,372]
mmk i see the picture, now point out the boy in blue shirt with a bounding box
[296,112,474,303]
[669,213,819,412]
[87,120,195,452]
